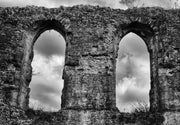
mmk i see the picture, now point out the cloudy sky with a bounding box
[0,0,179,8]
[116,33,150,112]
[29,30,65,111]
[0,0,179,112]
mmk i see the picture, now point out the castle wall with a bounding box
[0,5,180,125]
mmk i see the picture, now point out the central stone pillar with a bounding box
[62,67,115,110]
[59,28,118,124]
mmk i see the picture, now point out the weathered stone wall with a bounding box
[0,5,180,125]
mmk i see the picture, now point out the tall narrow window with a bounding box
[29,30,65,112]
[116,32,150,112]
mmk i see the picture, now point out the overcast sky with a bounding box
[0,0,178,9]
[29,31,65,111]
[116,33,150,112]
[0,0,178,112]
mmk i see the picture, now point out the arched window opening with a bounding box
[29,30,65,112]
[116,32,150,113]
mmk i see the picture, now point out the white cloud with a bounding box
[29,51,65,111]
[0,0,57,8]
[34,30,66,58]
[29,98,59,112]
[0,0,124,8]
[116,77,136,95]
[0,0,178,9]
[140,0,173,8]
[116,77,150,112]
[31,51,64,80]
[116,32,150,112]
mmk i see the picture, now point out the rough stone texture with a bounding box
[163,112,180,125]
[0,5,180,125]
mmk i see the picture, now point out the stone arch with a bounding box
[32,19,67,43]
[114,21,159,112]
[29,30,66,111]
[116,32,150,112]
[121,21,154,51]
[17,19,69,110]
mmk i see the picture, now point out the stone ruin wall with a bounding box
[0,5,180,125]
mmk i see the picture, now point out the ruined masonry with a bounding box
[0,5,180,125]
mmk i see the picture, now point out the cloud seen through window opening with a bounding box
[34,30,65,58]
[29,30,151,112]
[29,30,65,111]
[116,32,150,112]
[29,31,151,112]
